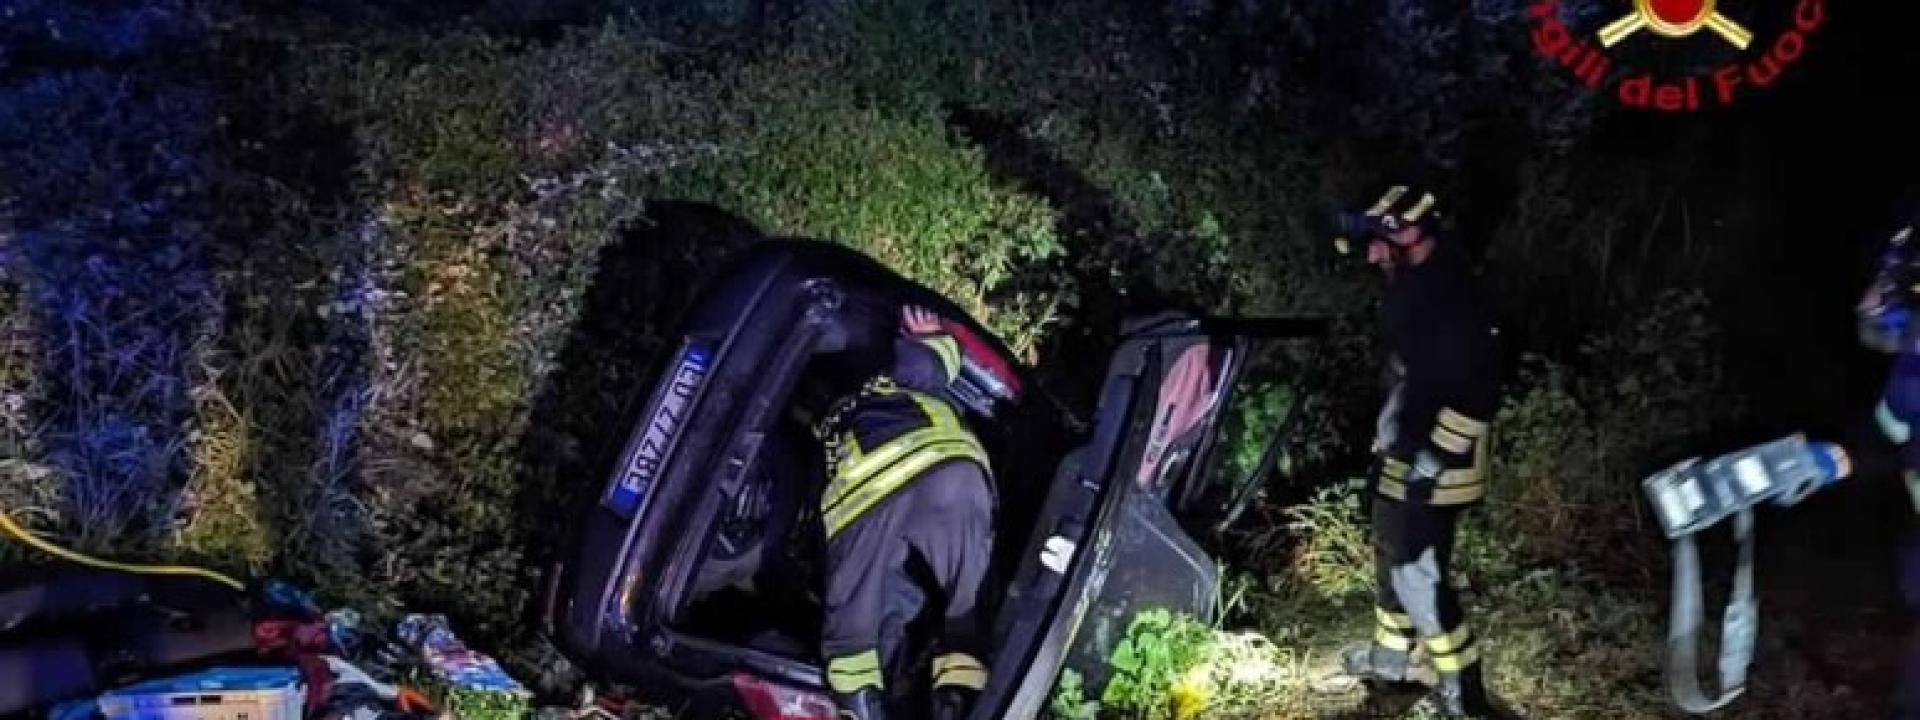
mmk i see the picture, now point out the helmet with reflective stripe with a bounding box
[1334,184,1444,257]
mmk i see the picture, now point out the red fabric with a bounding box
[1136,344,1220,489]
[939,320,1024,398]
[252,619,335,713]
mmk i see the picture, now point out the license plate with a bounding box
[604,344,712,518]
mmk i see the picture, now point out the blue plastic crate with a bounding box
[98,667,302,720]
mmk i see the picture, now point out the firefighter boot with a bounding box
[931,686,978,720]
[1339,642,1418,685]
[833,688,887,720]
[1424,666,1496,718]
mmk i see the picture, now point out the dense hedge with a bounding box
[2,1,1851,716]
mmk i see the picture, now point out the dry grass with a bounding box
[174,379,274,571]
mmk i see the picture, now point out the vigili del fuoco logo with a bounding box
[1528,0,1826,111]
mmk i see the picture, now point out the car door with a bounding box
[973,312,1327,720]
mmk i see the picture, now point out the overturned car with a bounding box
[545,239,1320,719]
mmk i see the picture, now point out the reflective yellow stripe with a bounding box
[822,392,984,511]
[832,435,863,477]
[1436,408,1488,438]
[1382,478,1481,504]
[1375,607,1414,630]
[911,392,968,441]
[915,335,963,382]
[1367,186,1409,217]
[1437,467,1484,488]
[1400,192,1437,223]
[1429,483,1486,505]
[1426,625,1473,655]
[1375,627,1415,651]
[931,653,988,690]
[1378,477,1407,501]
[1879,400,1912,445]
[824,439,987,539]
[1382,458,1410,481]
[1431,425,1473,454]
[1433,645,1481,673]
[827,650,884,693]
[825,443,975,526]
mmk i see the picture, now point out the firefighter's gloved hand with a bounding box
[1410,449,1447,483]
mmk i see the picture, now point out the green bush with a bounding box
[1484,288,1735,575]
[0,3,1800,717]
[658,61,1069,356]
[259,13,1083,634]
[1278,480,1375,600]
[1048,668,1102,720]
[1102,608,1218,717]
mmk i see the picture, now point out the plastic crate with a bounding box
[97,667,302,720]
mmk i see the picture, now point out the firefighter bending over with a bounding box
[816,305,994,720]
[1335,184,1501,717]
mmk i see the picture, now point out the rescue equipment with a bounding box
[0,508,245,591]
[1640,434,1851,715]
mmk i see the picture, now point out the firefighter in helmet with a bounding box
[815,305,994,720]
[1853,218,1920,719]
[1334,184,1501,717]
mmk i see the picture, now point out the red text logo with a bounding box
[1528,0,1826,111]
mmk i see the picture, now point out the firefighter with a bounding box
[1853,218,1920,719]
[1334,184,1500,717]
[815,305,994,720]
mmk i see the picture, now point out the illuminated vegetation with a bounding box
[0,1,1894,718]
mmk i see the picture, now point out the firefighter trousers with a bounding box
[822,460,993,696]
[1371,495,1483,680]
[1898,527,1920,719]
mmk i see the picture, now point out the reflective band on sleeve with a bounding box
[1432,645,1481,673]
[1879,399,1912,445]
[1426,625,1474,655]
[1437,468,1484,488]
[916,335,963,382]
[1376,607,1415,630]
[1429,483,1486,506]
[1382,458,1411,481]
[827,650,885,694]
[1378,478,1408,501]
[931,653,989,690]
[1375,627,1415,651]
[1431,425,1474,454]
[1437,408,1488,438]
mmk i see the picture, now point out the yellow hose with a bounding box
[0,509,246,591]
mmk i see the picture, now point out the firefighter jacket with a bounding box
[816,331,991,539]
[1859,225,1920,355]
[1377,240,1500,506]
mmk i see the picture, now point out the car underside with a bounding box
[546,239,1320,720]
